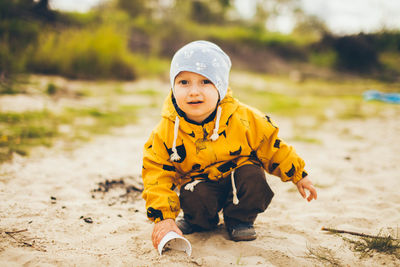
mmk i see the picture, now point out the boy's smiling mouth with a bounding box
[188,101,203,104]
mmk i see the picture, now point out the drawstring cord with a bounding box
[184,180,204,192]
[173,106,233,198]
[170,116,181,162]
[210,106,222,141]
[171,106,222,162]
[184,168,239,206]
[231,169,239,205]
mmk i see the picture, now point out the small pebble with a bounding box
[84,217,93,224]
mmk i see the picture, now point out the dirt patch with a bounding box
[91,176,143,206]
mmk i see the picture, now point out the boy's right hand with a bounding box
[296,176,317,202]
[152,218,183,249]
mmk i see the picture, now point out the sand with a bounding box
[1,90,400,266]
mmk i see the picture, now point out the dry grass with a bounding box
[344,234,400,259]
[305,244,343,266]
[323,227,400,259]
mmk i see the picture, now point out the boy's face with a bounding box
[174,71,219,123]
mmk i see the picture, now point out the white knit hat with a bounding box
[170,40,231,101]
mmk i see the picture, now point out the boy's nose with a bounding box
[188,85,200,95]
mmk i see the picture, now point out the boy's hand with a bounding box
[296,177,317,202]
[152,218,183,249]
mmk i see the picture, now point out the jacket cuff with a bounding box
[154,211,178,223]
[158,210,178,223]
[147,207,178,223]
[292,170,308,184]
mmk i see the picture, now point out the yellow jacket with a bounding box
[142,89,307,223]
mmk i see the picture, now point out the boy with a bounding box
[142,40,317,249]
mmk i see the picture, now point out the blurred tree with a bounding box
[31,0,56,21]
[190,0,213,23]
[333,34,380,73]
[251,0,300,31]
[117,0,147,18]
[372,31,400,52]
[0,0,57,92]
[116,0,235,25]
[170,0,192,22]
[292,13,328,38]
[180,0,233,24]
[253,2,269,31]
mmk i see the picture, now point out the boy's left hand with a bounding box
[296,177,317,202]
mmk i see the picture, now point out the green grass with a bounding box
[235,86,330,119]
[63,105,140,133]
[232,73,398,123]
[27,24,136,80]
[135,88,160,96]
[0,104,140,163]
[380,51,400,74]
[129,54,169,78]
[0,110,57,161]
[25,22,169,81]
[309,50,337,68]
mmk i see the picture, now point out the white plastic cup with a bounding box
[157,231,192,256]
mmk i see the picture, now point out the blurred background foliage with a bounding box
[1,0,400,93]
[0,0,399,162]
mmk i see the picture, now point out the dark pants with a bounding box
[179,164,274,229]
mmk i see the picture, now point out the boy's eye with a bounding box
[179,80,188,85]
[203,80,212,84]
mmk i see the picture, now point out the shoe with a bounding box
[176,219,196,235]
[227,223,257,241]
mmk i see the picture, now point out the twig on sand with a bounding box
[5,229,47,252]
[5,229,28,235]
[321,227,399,240]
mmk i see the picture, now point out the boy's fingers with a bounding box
[152,232,157,248]
[153,219,179,249]
[307,185,317,201]
[155,231,165,249]
[312,186,317,200]
[298,185,306,198]
[152,226,163,249]
[153,230,160,248]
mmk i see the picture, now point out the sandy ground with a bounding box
[1,87,400,266]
